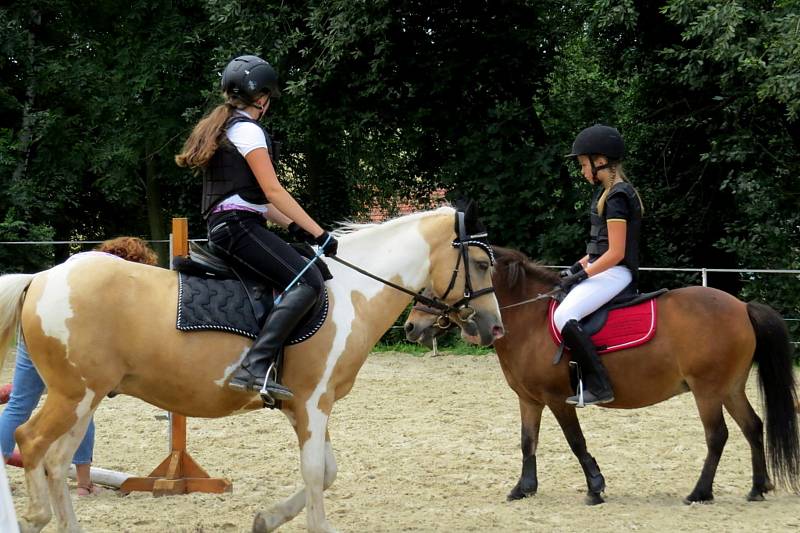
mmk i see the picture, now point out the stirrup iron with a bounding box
[569,361,585,408]
[259,362,279,405]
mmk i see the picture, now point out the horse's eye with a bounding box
[476,261,489,272]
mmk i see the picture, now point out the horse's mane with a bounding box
[492,246,559,291]
[332,205,454,237]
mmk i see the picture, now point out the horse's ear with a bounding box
[451,195,487,238]
[464,200,488,238]
[453,195,472,214]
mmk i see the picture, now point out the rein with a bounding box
[330,255,453,313]
[499,288,561,310]
[330,210,495,317]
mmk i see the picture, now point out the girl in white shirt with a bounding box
[176,55,336,403]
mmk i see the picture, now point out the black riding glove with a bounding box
[559,264,588,291]
[559,261,584,279]
[315,231,339,257]
[288,222,315,244]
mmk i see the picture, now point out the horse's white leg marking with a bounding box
[19,463,50,533]
[323,439,337,489]
[301,413,334,533]
[45,390,95,533]
[254,439,337,533]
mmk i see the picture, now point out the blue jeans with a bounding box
[0,339,94,464]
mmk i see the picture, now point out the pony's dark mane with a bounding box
[492,246,559,291]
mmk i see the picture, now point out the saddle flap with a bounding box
[580,289,668,335]
[549,289,668,354]
[175,273,329,345]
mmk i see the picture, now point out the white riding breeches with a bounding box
[553,265,633,333]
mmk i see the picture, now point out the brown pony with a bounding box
[404,246,799,505]
[0,206,504,533]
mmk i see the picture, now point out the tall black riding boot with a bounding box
[562,319,614,406]
[228,283,317,401]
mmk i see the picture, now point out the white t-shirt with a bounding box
[226,110,269,157]
[215,110,269,213]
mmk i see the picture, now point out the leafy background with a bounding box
[1,0,798,343]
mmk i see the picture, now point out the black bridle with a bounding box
[330,210,495,321]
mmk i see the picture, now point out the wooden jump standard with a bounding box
[119,218,232,496]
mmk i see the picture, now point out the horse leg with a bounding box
[16,391,95,533]
[507,398,543,501]
[43,410,94,533]
[685,395,728,504]
[723,388,773,500]
[253,421,338,533]
[550,403,606,505]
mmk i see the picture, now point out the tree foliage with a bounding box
[1,0,797,336]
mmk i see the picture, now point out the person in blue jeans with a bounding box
[0,236,158,496]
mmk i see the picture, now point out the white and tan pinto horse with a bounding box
[0,206,504,533]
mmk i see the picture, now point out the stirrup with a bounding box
[566,385,614,407]
[565,362,613,407]
[259,363,294,405]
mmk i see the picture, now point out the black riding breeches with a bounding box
[207,210,325,294]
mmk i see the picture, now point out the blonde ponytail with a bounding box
[597,164,645,215]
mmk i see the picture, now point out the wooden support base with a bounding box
[119,450,232,496]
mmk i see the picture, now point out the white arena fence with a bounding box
[1,238,798,346]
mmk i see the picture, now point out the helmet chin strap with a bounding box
[589,155,612,185]
[253,95,271,119]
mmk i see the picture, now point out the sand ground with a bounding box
[3,351,799,532]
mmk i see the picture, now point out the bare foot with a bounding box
[76,483,105,497]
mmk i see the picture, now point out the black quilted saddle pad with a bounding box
[176,273,328,345]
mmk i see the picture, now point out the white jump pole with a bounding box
[67,465,130,489]
[6,450,130,490]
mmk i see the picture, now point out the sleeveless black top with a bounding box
[201,115,274,218]
[586,181,642,283]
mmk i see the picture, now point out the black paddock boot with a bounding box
[562,319,614,406]
[228,283,317,401]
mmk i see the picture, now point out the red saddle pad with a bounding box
[548,298,658,354]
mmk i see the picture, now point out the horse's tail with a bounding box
[0,273,35,370]
[747,301,800,491]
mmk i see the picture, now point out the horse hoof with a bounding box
[747,489,767,502]
[252,512,281,533]
[585,491,604,505]
[507,487,536,501]
[683,494,714,505]
[18,520,45,533]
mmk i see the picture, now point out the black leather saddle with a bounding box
[172,242,329,344]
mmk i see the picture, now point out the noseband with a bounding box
[331,210,495,322]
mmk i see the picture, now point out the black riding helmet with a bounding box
[567,124,625,160]
[221,55,281,102]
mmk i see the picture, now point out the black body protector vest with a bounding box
[202,115,274,218]
[586,181,642,285]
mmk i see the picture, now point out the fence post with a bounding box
[119,218,232,496]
